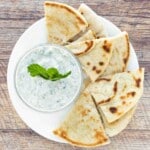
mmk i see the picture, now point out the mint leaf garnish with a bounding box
[27,64,71,81]
[27,64,49,79]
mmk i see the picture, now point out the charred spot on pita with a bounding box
[122,101,126,105]
[98,97,111,105]
[60,130,67,138]
[94,131,105,141]
[120,95,126,99]
[120,91,136,100]
[135,78,141,88]
[109,107,117,113]
[77,41,94,56]
[113,81,118,93]
[102,40,112,53]
[87,62,90,65]
[127,91,136,97]
[103,138,108,142]
[123,58,127,64]
[96,78,111,82]
[99,62,104,66]
[85,41,94,51]
[96,69,101,74]
[92,66,96,71]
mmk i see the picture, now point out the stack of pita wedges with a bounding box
[44,1,144,148]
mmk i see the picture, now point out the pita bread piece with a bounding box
[44,1,88,44]
[53,92,110,147]
[65,39,95,55]
[99,105,136,137]
[102,31,130,76]
[72,30,96,43]
[87,68,144,123]
[78,3,107,38]
[66,38,113,82]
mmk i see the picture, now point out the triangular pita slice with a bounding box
[66,38,114,82]
[78,3,107,38]
[87,68,144,123]
[53,92,110,148]
[72,30,96,43]
[99,105,136,137]
[65,39,95,56]
[44,1,88,44]
[102,31,130,76]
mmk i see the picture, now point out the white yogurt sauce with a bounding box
[15,44,82,112]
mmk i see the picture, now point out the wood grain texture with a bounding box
[0,129,150,150]
[0,0,150,149]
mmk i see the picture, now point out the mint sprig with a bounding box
[27,64,71,81]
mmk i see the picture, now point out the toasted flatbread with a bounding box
[44,1,88,44]
[87,68,144,123]
[102,32,130,76]
[99,105,136,137]
[65,39,95,56]
[78,3,107,38]
[72,30,96,43]
[53,92,110,147]
[66,38,114,82]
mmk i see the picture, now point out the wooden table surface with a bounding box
[0,0,150,149]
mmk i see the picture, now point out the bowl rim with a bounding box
[14,43,83,113]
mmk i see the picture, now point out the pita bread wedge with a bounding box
[87,68,144,123]
[78,3,107,38]
[102,32,130,76]
[65,39,95,56]
[72,30,96,43]
[99,105,136,137]
[44,1,88,44]
[66,38,114,82]
[53,92,110,147]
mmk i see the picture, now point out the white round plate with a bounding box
[7,17,139,143]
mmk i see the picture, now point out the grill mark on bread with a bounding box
[120,91,136,99]
[97,97,111,105]
[135,78,141,88]
[130,91,136,97]
[92,66,96,71]
[102,40,112,53]
[87,62,90,65]
[133,75,141,88]
[97,82,118,105]
[113,82,118,93]
[54,129,108,146]
[123,58,127,64]
[96,69,101,74]
[76,41,94,56]
[96,78,111,82]
[109,107,117,113]
[80,11,84,15]
[99,62,104,66]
